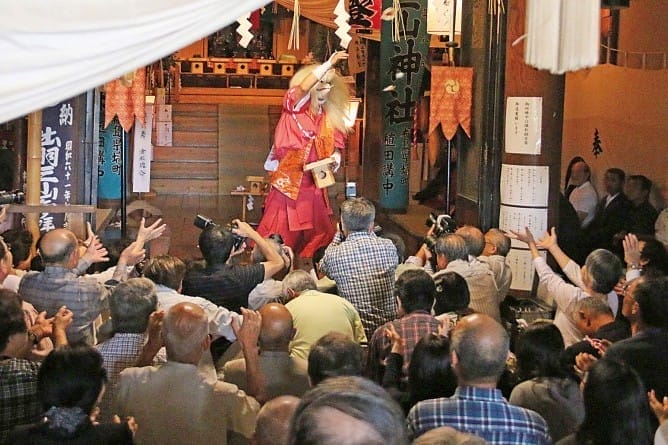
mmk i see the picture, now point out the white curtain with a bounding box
[0,0,271,124]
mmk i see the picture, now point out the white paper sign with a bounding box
[427,0,462,36]
[132,105,153,193]
[507,248,547,291]
[499,205,548,248]
[505,97,542,154]
[500,164,549,207]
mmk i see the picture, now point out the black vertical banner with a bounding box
[40,100,77,231]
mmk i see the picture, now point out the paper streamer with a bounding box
[236,13,253,48]
[288,0,300,50]
[334,0,352,49]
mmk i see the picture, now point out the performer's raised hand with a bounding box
[327,51,349,67]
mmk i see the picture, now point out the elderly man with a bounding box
[281,270,366,360]
[407,314,550,444]
[183,220,284,313]
[320,197,398,338]
[19,228,144,344]
[431,234,501,322]
[479,228,513,303]
[605,275,668,401]
[222,303,310,399]
[95,278,166,422]
[115,303,265,445]
[289,376,408,445]
[252,395,300,445]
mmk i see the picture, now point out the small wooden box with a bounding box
[189,58,206,74]
[259,60,276,76]
[280,63,295,77]
[246,176,266,195]
[210,58,229,74]
[234,58,252,75]
[304,158,335,189]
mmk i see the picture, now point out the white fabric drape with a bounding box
[0,0,270,124]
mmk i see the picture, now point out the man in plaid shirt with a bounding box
[367,268,440,383]
[320,198,398,339]
[407,314,551,444]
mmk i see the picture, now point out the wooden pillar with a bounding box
[502,0,564,298]
[503,1,564,232]
[25,112,42,251]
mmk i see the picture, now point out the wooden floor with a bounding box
[134,193,439,262]
[142,193,268,261]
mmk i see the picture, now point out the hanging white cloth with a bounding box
[0,0,271,124]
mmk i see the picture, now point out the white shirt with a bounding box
[569,181,598,228]
[155,285,239,341]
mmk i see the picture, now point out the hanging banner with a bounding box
[349,0,381,31]
[39,99,77,232]
[98,113,123,202]
[429,66,473,141]
[379,0,429,211]
[132,104,154,193]
[104,68,146,132]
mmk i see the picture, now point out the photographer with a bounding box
[409,230,502,323]
[182,219,284,313]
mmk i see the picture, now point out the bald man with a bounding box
[19,228,143,344]
[115,303,264,445]
[407,314,551,444]
[223,303,310,399]
[252,395,300,445]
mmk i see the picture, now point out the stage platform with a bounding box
[136,193,441,263]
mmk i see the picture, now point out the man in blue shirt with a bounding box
[407,313,551,444]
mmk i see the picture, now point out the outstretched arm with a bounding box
[233,308,266,404]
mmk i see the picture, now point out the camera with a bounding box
[423,213,457,252]
[0,190,25,205]
[425,213,456,236]
[193,214,246,251]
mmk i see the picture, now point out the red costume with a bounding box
[257,87,346,258]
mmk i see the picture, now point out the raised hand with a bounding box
[575,352,598,375]
[137,217,166,243]
[327,51,349,66]
[623,233,642,267]
[536,227,558,250]
[648,389,668,424]
[147,310,165,347]
[232,307,262,352]
[53,306,74,331]
[82,224,109,264]
[118,241,146,267]
[384,323,405,355]
[507,227,536,246]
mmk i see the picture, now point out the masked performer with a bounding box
[258,51,350,258]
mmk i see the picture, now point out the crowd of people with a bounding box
[0,191,667,445]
